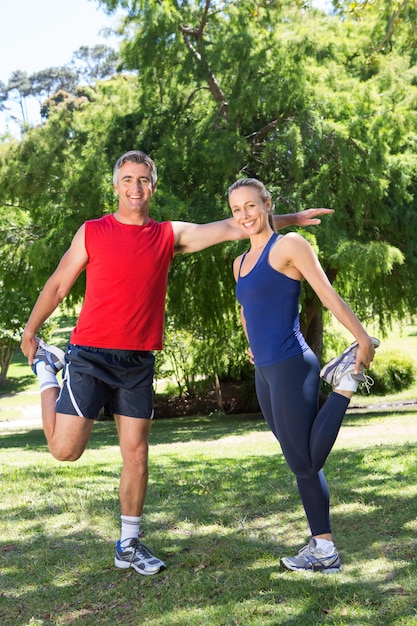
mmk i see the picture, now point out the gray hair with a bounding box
[113,150,158,189]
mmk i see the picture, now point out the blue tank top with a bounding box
[236,232,309,367]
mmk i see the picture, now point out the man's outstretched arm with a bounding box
[172,208,334,254]
[275,208,334,228]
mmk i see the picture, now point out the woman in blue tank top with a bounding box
[229,178,379,573]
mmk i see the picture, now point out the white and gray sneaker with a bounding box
[32,337,66,375]
[281,538,341,573]
[320,337,380,393]
[115,538,166,576]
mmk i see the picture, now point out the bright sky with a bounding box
[0,0,121,133]
[0,0,121,83]
[0,0,332,134]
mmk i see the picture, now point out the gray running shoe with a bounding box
[32,337,66,375]
[115,538,165,576]
[320,337,380,392]
[281,538,341,573]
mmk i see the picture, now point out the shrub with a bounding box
[365,350,415,395]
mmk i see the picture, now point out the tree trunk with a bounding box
[0,343,16,387]
[214,372,224,412]
[300,297,323,363]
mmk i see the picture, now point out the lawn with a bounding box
[2,408,417,625]
[1,322,417,625]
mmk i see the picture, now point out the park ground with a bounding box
[1,322,417,625]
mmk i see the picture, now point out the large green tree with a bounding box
[95,0,415,353]
[1,0,416,386]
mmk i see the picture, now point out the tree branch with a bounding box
[374,0,409,53]
[179,0,228,120]
[246,116,285,145]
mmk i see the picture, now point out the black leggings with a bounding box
[255,349,349,536]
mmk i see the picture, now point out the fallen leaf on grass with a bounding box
[194,564,206,572]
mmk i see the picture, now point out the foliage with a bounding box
[93,0,417,354]
[330,0,417,58]
[0,45,119,128]
[155,323,197,396]
[1,0,417,385]
[368,349,416,394]
[0,200,37,385]
[70,44,120,81]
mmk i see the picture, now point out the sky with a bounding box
[0,0,121,83]
[0,0,122,133]
[0,0,332,134]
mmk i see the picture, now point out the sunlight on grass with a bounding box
[2,321,417,624]
[2,414,417,625]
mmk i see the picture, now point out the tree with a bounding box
[94,0,415,356]
[0,80,7,112]
[71,44,120,81]
[327,1,417,57]
[0,195,39,385]
[30,67,79,101]
[0,45,119,132]
[1,1,416,387]
[5,70,32,123]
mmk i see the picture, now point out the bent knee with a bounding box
[49,444,84,462]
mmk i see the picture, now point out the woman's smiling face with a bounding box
[229,185,271,235]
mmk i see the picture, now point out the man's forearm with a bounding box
[274,213,300,229]
[274,208,334,229]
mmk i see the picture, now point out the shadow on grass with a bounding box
[3,408,416,451]
[0,373,36,396]
[0,414,267,451]
[1,415,417,624]
[0,347,35,396]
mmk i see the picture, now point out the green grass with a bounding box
[1,321,417,625]
[2,410,417,626]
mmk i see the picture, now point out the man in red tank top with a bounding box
[21,150,333,576]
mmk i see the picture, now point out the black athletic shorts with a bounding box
[56,344,155,420]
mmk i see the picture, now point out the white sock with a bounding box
[314,538,335,553]
[34,361,60,392]
[335,372,359,393]
[120,515,141,543]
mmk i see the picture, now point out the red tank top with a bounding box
[70,214,174,350]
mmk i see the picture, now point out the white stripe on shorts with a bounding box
[63,363,84,417]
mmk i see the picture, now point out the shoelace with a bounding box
[359,374,375,394]
[122,540,154,562]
